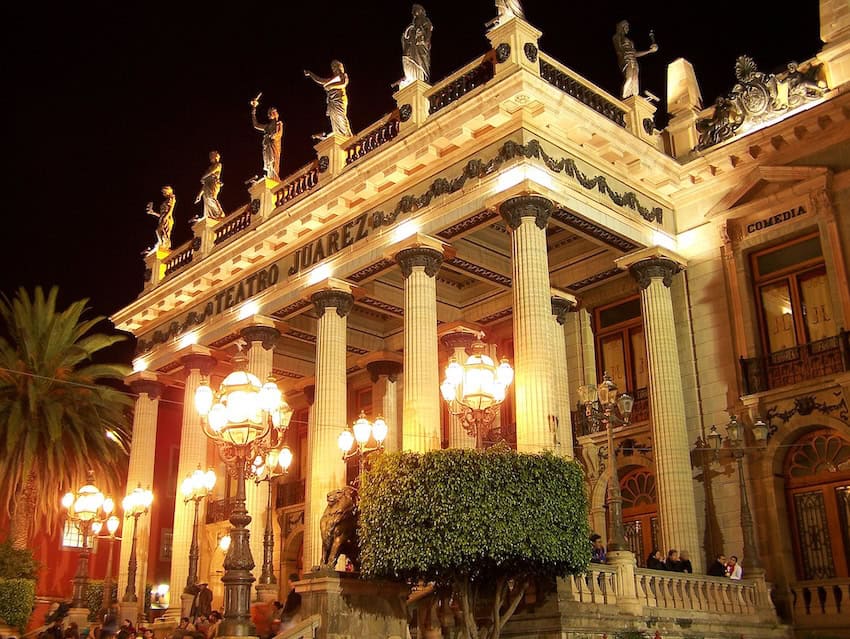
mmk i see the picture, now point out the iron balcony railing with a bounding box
[740,330,850,395]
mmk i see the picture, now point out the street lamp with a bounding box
[61,471,116,609]
[338,411,388,482]
[251,445,293,591]
[181,466,217,594]
[440,332,513,448]
[578,373,634,553]
[195,349,292,637]
[121,484,153,604]
[92,514,121,615]
[705,414,768,575]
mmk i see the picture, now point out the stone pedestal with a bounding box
[313,135,349,179]
[623,95,659,146]
[248,178,281,221]
[118,601,139,627]
[294,571,409,639]
[606,551,642,615]
[66,608,90,630]
[485,15,542,78]
[393,80,431,133]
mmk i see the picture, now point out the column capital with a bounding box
[239,325,280,351]
[499,195,553,230]
[357,351,404,383]
[395,246,444,279]
[178,346,216,376]
[126,371,164,399]
[551,295,577,325]
[310,289,355,318]
[615,247,688,290]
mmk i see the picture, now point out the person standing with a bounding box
[679,550,693,573]
[589,533,606,564]
[665,549,683,572]
[727,555,743,580]
[646,548,665,570]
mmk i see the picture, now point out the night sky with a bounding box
[4,0,822,358]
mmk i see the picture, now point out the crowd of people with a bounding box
[589,533,745,579]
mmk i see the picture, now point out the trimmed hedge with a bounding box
[0,577,36,630]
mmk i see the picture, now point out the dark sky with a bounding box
[3,0,822,353]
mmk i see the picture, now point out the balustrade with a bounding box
[162,238,199,278]
[740,330,850,394]
[788,578,849,631]
[538,54,627,127]
[274,162,320,209]
[213,206,254,246]
[345,112,401,165]
[428,51,496,114]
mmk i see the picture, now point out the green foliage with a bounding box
[0,577,36,629]
[85,580,117,622]
[358,445,591,585]
[0,286,132,538]
[0,541,39,579]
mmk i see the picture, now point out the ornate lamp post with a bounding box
[181,467,217,594]
[440,332,513,448]
[338,411,388,482]
[251,445,293,593]
[61,471,116,609]
[92,514,121,615]
[195,349,292,637]
[121,485,153,604]
[578,373,634,553]
[706,414,768,575]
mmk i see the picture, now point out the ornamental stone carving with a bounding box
[499,195,553,230]
[129,378,164,400]
[524,42,538,63]
[240,325,280,351]
[395,246,444,279]
[180,353,217,376]
[495,43,511,63]
[551,296,576,325]
[366,360,403,384]
[629,257,682,289]
[310,289,354,318]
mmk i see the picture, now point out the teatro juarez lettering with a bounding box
[745,205,807,234]
[136,213,373,353]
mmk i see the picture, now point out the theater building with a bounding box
[105,1,850,636]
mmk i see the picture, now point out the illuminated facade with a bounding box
[108,1,850,637]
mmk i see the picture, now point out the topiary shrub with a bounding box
[0,577,36,630]
[359,445,590,639]
[85,580,117,622]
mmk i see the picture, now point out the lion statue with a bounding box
[319,486,359,568]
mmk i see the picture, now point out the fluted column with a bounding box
[365,357,403,453]
[240,322,280,600]
[168,347,216,618]
[304,286,353,570]
[118,372,162,623]
[395,242,445,452]
[500,196,556,453]
[620,250,701,570]
[550,295,576,459]
[439,329,478,449]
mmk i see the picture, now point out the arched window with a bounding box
[620,468,659,566]
[785,429,850,580]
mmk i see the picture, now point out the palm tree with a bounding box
[0,286,132,550]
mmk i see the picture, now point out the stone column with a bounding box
[362,355,403,453]
[500,196,556,453]
[438,328,478,449]
[168,347,217,619]
[395,239,445,452]
[550,295,576,459]
[118,372,163,623]
[239,321,281,602]
[617,249,701,570]
[304,285,354,570]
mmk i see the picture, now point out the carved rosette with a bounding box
[499,195,553,230]
[551,296,576,325]
[399,104,413,122]
[318,156,330,173]
[629,257,682,289]
[249,199,261,215]
[366,360,403,384]
[180,353,216,377]
[240,325,280,351]
[310,289,355,318]
[129,378,163,400]
[495,43,511,63]
[395,246,444,279]
[524,43,538,63]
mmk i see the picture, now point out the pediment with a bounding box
[706,166,828,219]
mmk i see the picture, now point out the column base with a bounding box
[293,570,409,639]
[255,583,278,604]
[180,592,194,619]
[66,608,91,629]
[118,601,139,627]
[605,550,643,616]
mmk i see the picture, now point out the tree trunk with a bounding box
[9,468,38,550]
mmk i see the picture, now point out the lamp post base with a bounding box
[118,601,139,627]
[255,584,277,604]
[66,607,91,629]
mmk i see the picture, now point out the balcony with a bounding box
[573,387,649,437]
[276,479,306,508]
[788,578,850,636]
[740,331,850,395]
